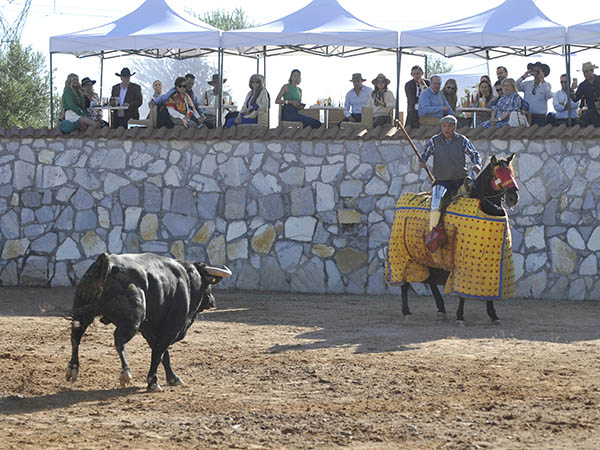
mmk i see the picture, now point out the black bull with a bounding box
[66,253,232,391]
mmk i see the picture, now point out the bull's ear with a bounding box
[507,153,515,162]
[491,155,498,164]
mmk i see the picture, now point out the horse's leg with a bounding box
[430,282,447,320]
[456,297,465,326]
[486,300,501,324]
[401,283,412,318]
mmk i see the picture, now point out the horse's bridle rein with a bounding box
[479,164,519,208]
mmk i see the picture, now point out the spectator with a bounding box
[442,78,458,113]
[405,65,429,128]
[494,80,503,98]
[571,62,600,116]
[226,74,269,128]
[152,80,163,99]
[580,93,600,127]
[496,66,508,83]
[474,79,495,122]
[341,73,372,124]
[152,74,207,128]
[203,73,233,128]
[110,67,143,129]
[368,73,395,128]
[275,69,321,129]
[481,78,525,128]
[418,75,454,127]
[549,74,579,126]
[517,62,552,126]
[80,77,104,124]
[165,77,204,128]
[61,73,100,133]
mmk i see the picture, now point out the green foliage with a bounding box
[425,55,453,78]
[195,8,254,31]
[0,40,51,128]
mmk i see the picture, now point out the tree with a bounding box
[0,40,52,128]
[196,8,254,30]
[425,55,453,78]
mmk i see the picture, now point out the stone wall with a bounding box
[0,136,599,300]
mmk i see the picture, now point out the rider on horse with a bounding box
[419,115,481,252]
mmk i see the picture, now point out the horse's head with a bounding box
[475,154,519,212]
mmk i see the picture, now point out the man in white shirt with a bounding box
[517,62,553,127]
[550,74,579,126]
[341,73,372,124]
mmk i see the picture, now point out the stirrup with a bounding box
[425,226,446,253]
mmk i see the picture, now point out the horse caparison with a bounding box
[401,154,519,324]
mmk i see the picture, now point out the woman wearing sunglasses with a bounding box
[442,79,458,114]
[226,74,269,128]
[165,77,204,128]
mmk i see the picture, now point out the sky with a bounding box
[5,0,600,120]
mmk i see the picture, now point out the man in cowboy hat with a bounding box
[580,92,600,128]
[110,67,142,128]
[419,115,481,252]
[517,62,552,126]
[418,75,454,127]
[340,73,372,124]
[203,73,232,128]
[571,62,600,118]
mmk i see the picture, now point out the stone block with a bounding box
[193,221,215,244]
[208,235,226,265]
[258,194,284,221]
[140,214,158,240]
[56,238,80,261]
[291,258,325,293]
[82,231,107,257]
[337,209,361,224]
[311,244,334,258]
[31,233,58,253]
[259,256,289,291]
[163,213,197,238]
[285,216,317,242]
[291,186,315,216]
[21,256,48,286]
[225,189,247,220]
[74,210,97,231]
[550,237,577,275]
[1,210,19,239]
[251,224,276,254]
[227,221,247,242]
[171,187,196,216]
[197,193,220,220]
[334,248,367,275]
[227,239,248,260]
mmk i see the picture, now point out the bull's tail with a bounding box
[67,253,111,324]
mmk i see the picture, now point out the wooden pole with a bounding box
[391,119,435,183]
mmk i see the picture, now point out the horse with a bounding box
[398,153,519,325]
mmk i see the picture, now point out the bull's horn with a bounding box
[205,265,232,278]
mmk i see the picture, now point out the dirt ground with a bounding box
[0,287,599,450]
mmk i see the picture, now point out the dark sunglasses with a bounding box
[176,84,186,88]
[446,87,456,90]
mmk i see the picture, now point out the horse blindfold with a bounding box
[492,166,518,191]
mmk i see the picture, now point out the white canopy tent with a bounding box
[399,0,567,60]
[49,0,221,59]
[221,0,403,120]
[567,18,600,53]
[221,0,398,57]
[49,0,224,125]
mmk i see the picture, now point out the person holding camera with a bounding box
[517,62,552,127]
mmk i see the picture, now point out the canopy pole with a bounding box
[424,54,428,79]
[99,51,104,100]
[565,44,572,124]
[486,50,490,77]
[396,47,402,122]
[263,46,267,83]
[217,48,224,128]
[256,55,259,74]
[50,53,54,128]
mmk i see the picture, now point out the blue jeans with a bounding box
[282,104,321,128]
[225,116,257,128]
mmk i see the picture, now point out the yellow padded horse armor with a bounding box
[386,192,515,300]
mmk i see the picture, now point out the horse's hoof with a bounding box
[436,312,448,321]
[491,319,502,326]
[66,364,78,382]
[119,368,133,387]
[147,383,163,392]
[167,376,184,387]
[456,320,465,327]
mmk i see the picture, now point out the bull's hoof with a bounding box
[491,319,502,326]
[167,376,185,386]
[147,383,163,392]
[436,312,448,321]
[456,320,465,327]
[403,314,412,322]
[65,364,78,382]
[119,368,133,387]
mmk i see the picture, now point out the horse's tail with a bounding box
[67,253,111,324]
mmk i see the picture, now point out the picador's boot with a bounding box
[425,209,446,253]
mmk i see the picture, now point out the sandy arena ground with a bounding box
[0,286,599,449]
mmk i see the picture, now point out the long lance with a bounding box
[389,119,435,183]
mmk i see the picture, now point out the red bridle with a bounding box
[491,165,518,191]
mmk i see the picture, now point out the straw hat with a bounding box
[372,73,390,85]
[350,73,366,82]
[581,62,599,72]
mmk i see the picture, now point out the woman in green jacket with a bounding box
[62,74,100,130]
